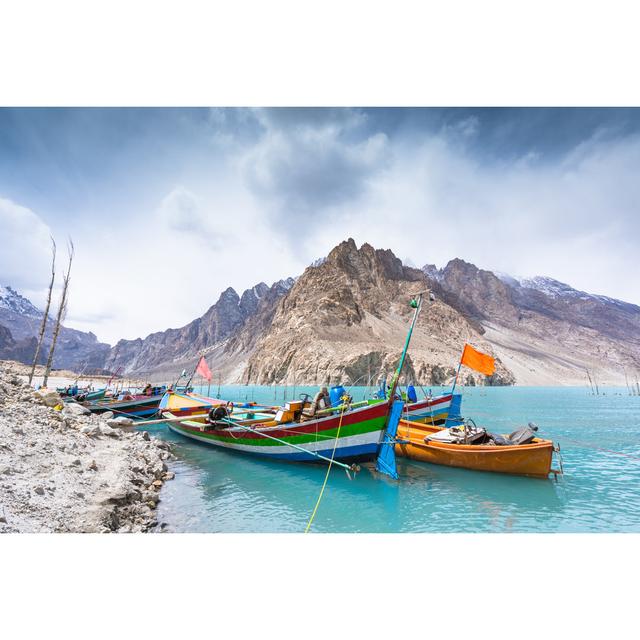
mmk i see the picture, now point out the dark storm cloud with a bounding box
[238,108,389,228]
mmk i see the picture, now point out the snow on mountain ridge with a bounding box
[0,284,43,318]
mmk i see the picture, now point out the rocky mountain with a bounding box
[5,240,638,387]
[0,324,41,365]
[424,261,640,385]
[104,278,295,380]
[0,285,110,371]
[238,240,513,386]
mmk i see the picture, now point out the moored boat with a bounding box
[85,393,166,419]
[78,388,107,402]
[58,386,107,402]
[164,398,392,464]
[395,419,555,478]
[159,389,277,420]
[161,293,434,471]
[403,392,462,426]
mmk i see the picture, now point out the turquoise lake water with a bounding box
[149,385,640,533]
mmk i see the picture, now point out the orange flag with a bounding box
[460,344,495,376]
[195,356,212,382]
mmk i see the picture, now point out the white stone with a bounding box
[80,424,101,437]
[64,403,91,416]
[107,417,134,427]
[35,388,61,408]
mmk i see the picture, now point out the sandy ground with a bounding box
[482,323,636,387]
[0,362,175,533]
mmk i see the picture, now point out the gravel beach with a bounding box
[0,362,174,533]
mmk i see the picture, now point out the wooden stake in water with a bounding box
[586,369,595,395]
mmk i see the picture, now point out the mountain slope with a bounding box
[0,285,110,371]
[104,278,295,379]
[426,261,640,385]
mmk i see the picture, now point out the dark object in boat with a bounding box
[208,405,228,424]
[507,423,538,445]
[489,423,539,446]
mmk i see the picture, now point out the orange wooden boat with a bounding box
[395,419,556,478]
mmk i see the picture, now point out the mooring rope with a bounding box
[304,402,347,533]
[559,436,640,463]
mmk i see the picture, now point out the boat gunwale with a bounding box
[398,420,554,453]
[167,398,391,433]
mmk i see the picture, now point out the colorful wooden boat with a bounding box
[158,390,277,420]
[163,397,392,464]
[85,393,165,419]
[58,387,107,402]
[395,419,555,478]
[403,392,462,426]
[158,390,221,418]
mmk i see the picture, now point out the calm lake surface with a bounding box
[149,385,640,533]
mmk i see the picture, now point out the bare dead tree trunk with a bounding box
[28,237,57,386]
[42,240,74,388]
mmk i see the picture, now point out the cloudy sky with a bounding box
[1,107,639,345]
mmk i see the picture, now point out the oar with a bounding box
[219,417,356,473]
[134,405,276,427]
[134,413,210,426]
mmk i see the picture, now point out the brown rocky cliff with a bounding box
[241,239,512,385]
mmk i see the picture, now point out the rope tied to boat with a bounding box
[304,398,348,533]
[559,436,640,463]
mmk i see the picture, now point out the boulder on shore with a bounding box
[107,416,134,427]
[35,388,62,408]
[64,402,91,416]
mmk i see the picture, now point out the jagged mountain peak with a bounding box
[0,284,110,371]
[219,286,240,302]
[519,275,592,300]
[0,284,42,318]
[103,276,297,375]
[273,277,296,292]
[310,256,327,269]
[323,238,417,284]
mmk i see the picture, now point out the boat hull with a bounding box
[395,421,554,478]
[87,394,164,418]
[167,400,391,464]
[158,390,225,418]
[59,388,107,402]
[404,393,461,426]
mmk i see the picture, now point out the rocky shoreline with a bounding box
[0,363,174,533]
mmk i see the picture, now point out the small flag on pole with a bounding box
[460,344,495,376]
[195,356,212,382]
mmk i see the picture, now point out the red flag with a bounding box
[195,356,212,382]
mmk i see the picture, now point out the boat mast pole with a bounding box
[184,355,202,390]
[450,360,463,397]
[387,291,428,402]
